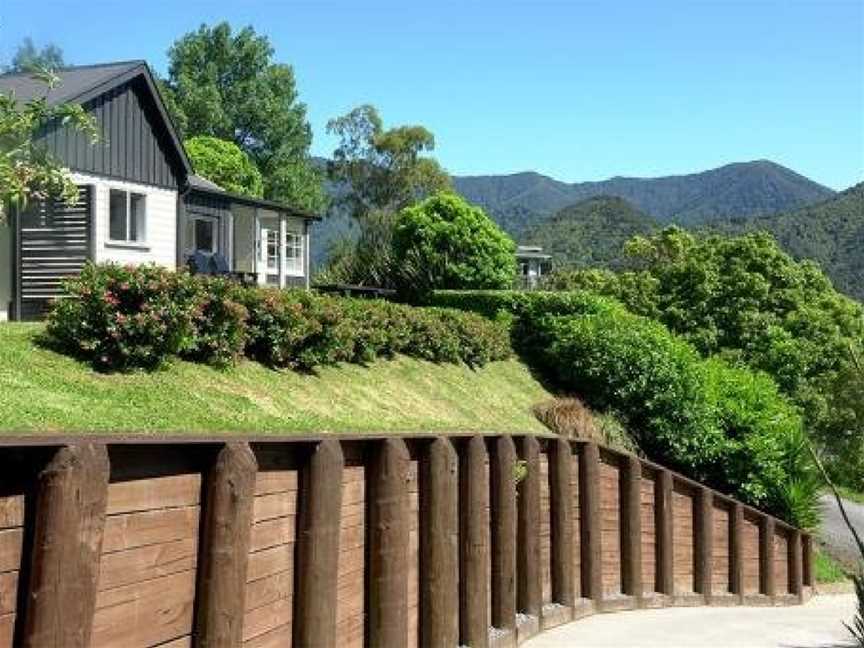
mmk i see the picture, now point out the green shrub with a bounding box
[427,289,621,322]
[523,307,816,525]
[184,277,249,367]
[46,263,201,371]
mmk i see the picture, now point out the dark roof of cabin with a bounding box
[0,61,144,105]
[187,175,320,221]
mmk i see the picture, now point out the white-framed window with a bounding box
[109,189,146,243]
[285,231,304,274]
[186,214,220,255]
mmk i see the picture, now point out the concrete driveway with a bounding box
[524,595,858,648]
[819,494,864,567]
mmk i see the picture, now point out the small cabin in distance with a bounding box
[516,245,552,289]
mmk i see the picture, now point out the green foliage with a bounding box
[710,183,864,302]
[426,289,622,323]
[392,192,517,294]
[183,277,249,367]
[326,104,451,220]
[45,264,201,371]
[0,70,98,216]
[550,226,864,489]
[7,38,65,73]
[45,264,511,374]
[523,196,657,270]
[163,22,325,211]
[814,549,848,584]
[518,305,816,526]
[185,136,263,197]
[316,210,400,288]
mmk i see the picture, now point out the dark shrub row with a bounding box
[426,289,623,322]
[46,264,511,372]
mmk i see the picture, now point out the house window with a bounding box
[186,215,219,255]
[109,189,146,243]
[265,229,280,271]
[285,231,304,274]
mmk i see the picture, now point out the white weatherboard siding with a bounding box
[0,224,10,321]
[70,172,178,269]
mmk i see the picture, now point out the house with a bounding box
[515,245,551,289]
[0,61,319,321]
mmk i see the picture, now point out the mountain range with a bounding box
[451,160,835,236]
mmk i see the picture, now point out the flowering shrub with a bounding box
[45,264,512,373]
[184,277,248,367]
[46,263,200,371]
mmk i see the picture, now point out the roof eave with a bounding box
[188,185,322,221]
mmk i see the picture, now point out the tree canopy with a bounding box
[7,38,65,73]
[392,192,516,293]
[185,136,263,197]
[0,70,97,219]
[326,104,451,220]
[548,226,864,488]
[161,22,325,212]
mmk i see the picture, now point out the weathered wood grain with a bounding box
[195,442,258,647]
[579,442,603,601]
[295,439,344,648]
[549,438,574,607]
[490,436,517,630]
[459,436,489,648]
[621,455,643,599]
[517,436,542,616]
[655,470,674,596]
[22,443,110,648]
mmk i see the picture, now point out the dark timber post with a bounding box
[694,487,713,601]
[517,436,542,617]
[295,439,344,648]
[802,534,814,588]
[655,469,675,597]
[21,443,110,648]
[195,442,258,648]
[789,529,803,602]
[579,442,603,603]
[621,455,643,601]
[459,436,489,648]
[730,503,744,602]
[549,438,574,608]
[420,437,459,648]
[368,438,410,648]
[760,516,776,599]
[490,435,517,632]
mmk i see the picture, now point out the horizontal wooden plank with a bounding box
[0,572,18,615]
[248,545,293,583]
[245,570,293,613]
[250,516,296,553]
[154,637,191,648]
[92,571,196,648]
[99,538,197,591]
[253,492,297,523]
[243,623,291,648]
[243,597,293,643]
[0,497,24,530]
[103,507,199,553]
[0,530,22,574]
[0,613,13,648]
[254,471,298,497]
[107,474,201,514]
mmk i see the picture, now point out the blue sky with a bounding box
[1,0,862,189]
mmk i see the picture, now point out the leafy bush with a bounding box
[185,135,264,197]
[183,277,249,367]
[546,226,864,489]
[46,263,201,371]
[240,288,346,370]
[523,307,817,525]
[392,192,517,295]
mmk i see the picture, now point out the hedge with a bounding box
[522,308,817,526]
[45,263,511,373]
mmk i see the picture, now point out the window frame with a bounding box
[284,229,304,276]
[108,188,147,245]
[187,213,220,256]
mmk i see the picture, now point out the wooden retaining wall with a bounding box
[0,435,813,648]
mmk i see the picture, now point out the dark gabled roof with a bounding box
[0,61,192,178]
[188,174,320,221]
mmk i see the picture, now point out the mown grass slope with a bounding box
[0,324,551,435]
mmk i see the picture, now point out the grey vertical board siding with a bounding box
[36,78,182,189]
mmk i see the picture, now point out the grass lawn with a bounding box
[0,323,552,435]
[815,547,850,584]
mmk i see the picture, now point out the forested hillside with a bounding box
[522,196,657,269]
[453,160,834,236]
[709,183,864,300]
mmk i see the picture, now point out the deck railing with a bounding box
[0,433,813,648]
